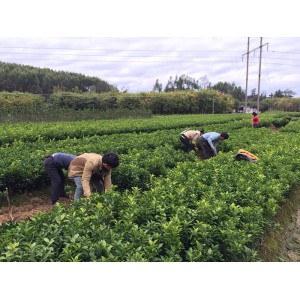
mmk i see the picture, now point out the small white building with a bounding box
[236,106,259,113]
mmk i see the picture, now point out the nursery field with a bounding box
[0,111,300,261]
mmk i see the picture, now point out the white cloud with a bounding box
[0,37,299,96]
[1,2,300,96]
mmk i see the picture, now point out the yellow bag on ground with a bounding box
[233,149,259,162]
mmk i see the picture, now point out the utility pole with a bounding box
[257,37,263,112]
[242,38,269,113]
[244,37,250,113]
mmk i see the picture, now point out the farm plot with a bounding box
[1,112,300,261]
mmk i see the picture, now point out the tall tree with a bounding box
[164,76,175,92]
[283,89,296,98]
[212,81,245,101]
[274,89,284,98]
[198,75,211,90]
[164,74,201,91]
[152,79,162,92]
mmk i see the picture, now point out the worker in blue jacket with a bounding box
[198,132,229,159]
[44,152,77,204]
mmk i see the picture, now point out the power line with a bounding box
[270,50,300,55]
[0,58,241,63]
[0,51,236,57]
[0,51,243,59]
[0,46,242,53]
[245,60,300,67]
[2,47,299,56]
[1,54,299,65]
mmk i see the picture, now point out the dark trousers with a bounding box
[198,137,214,159]
[180,134,195,153]
[91,173,104,194]
[44,156,66,204]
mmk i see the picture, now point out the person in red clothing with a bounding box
[252,112,259,128]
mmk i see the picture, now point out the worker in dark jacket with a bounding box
[44,152,77,205]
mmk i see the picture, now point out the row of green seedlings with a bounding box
[0,113,296,197]
[0,128,198,196]
[0,113,248,146]
[1,123,300,261]
[0,110,295,146]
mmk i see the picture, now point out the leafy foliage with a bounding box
[0,61,116,94]
[1,112,300,261]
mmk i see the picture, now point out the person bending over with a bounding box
[179,128,205,153]
[198,132,229,159]
[68,152,119,200]
[44,152,77,205]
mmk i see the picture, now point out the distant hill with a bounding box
[0,60,118,94]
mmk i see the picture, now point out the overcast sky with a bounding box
[0,36,299,96]
[1,1,300,97]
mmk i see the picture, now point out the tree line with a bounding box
[1,60,296,102]
[0,61,117,94]
[153,74,296,100]
[0,60,298,115]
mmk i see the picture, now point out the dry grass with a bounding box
[257,186,300,262]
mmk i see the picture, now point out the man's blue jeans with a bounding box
[73,176,83,200]
[73,175,104,200]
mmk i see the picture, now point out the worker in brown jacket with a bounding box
[179,128,204,153]
[68,152,119,200]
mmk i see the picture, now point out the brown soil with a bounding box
[0,189,72,224]
[1,186,300,262]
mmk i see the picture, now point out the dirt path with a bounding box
[0,189,71,224]
[1,187,300,262]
